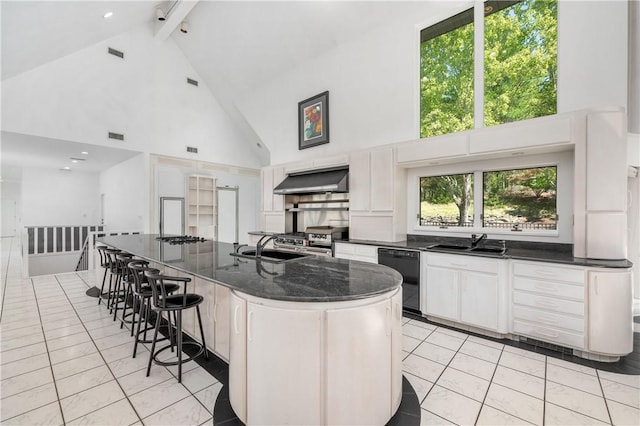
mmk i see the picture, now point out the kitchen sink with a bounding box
[230,249,309,263]
[426,244,506,255]
[470,246,506,254]
[427,244,470,251]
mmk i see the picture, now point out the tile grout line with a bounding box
[472,343,503,425]
[0,237,15,323]
[52,274,146,425]
[2,276,69,424]
[596,369,615,425]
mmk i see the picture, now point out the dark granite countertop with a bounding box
[342,236,632,268]
[98,234,402,302]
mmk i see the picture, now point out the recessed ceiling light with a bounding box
[81,151,89,155]
[71,160,78,163]
[63,166,71,170]
[103,11,113,19]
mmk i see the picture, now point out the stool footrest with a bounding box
[152,342,205,366]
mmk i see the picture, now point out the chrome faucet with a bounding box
[233,242,248,254]
[256,234,277,258]
[470,233,487,247]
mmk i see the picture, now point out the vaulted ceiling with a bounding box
[1,1,440,173]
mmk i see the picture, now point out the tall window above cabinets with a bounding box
[419,0,557,138]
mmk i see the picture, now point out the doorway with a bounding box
[160,197,185,236]
[217,187,238,243]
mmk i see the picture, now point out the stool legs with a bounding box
[196,306,209,361]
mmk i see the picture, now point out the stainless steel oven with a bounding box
[377,248,421,313]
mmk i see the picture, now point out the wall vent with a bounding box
[108,132,125,141]
[186,146,198,154]
[107,47,124,59]
[186,78,199,87]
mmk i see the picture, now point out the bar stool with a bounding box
[100,248,121,308]
[95,246,110,305]
[111,252,134,321]
[128,261,180,356]
[144,270,208,382]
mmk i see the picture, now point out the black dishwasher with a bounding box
[377,248,421,313]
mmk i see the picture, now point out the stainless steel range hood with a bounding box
[273,166,349,195]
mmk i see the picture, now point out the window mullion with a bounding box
[474,170,484,230]
[473,1,484,129]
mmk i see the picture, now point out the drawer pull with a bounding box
[534,269,557,277]
[533,328,559,339]
[535,282,559,292]
[450,262,468,267]
[536,314,559,325]
[534,299,558,309]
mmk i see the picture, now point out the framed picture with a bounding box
[298,91,329,150]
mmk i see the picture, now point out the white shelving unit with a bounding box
[188,175,217,239]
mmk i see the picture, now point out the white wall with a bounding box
[99,153,147,232]
[152,160,260,244]
[1,24,262,170]
[21,168,100,226]
[1,180,21,236]
[236,1,629,166]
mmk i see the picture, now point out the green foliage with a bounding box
[420,0,557,137]
[420,174,474,225]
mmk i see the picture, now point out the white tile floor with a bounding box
[1,237,639,425]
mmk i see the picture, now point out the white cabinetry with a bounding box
[349,147,406,242]
[213,285,230,361]
[246,303,322,425]
[511,261,586,349]
[228,289,402,426]
[260,166,286,233]
[423,253,507,333]
[334,242,378,263]
[587,270,633,356]
[187,175,217,238]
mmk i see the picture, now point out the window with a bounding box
[419,173,474,228]
[420,0,557,138]
[483,166,557,231]
[418,166,557,232]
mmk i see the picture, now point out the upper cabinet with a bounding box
[349,147,406,242]
[260,166,286,233]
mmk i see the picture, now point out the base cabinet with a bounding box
[229,289,402,426]
[587,270,633,356]
[423,253,506,332]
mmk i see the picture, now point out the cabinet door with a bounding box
[228,292,247,423]
[588,270,633,355]
[192,278,215,352]
[261,167,273,212]
[370,148,394,212]
[246,303,322,425]
[349,150,371,211]
[326,298,392,425]
[272,167,285,212]
[214,285,230,361]
[390,289,403,413]
[460,271,498,330]
[425,266,458,320]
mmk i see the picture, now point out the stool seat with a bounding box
[160,293,204,310]
[144,270,208,382]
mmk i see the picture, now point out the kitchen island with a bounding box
[98,234,404,425]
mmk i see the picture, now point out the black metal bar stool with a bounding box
[144,270,208,382]
[100,248,121,308]
[111,252,134,321]
[95,246,110,305]
[128,261,180,357]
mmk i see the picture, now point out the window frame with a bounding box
[411,154,568,238]
[417,0,557,138]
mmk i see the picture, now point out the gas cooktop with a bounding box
[156,235,206,245]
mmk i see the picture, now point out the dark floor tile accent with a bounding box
[212,376,421,426]
[633,315,640,324]
[404,311,640,375]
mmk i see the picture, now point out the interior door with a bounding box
[160,197,184,236]
[217,187,238,243]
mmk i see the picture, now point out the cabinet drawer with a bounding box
[513,277,584,301]
[334,243,377,257]
[427,253,499,274]
[513,291,584,317]
[513,262,584,284]
[512,305,584,333]
[513,320,584,349]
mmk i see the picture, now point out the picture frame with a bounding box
[298,91,329,150]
